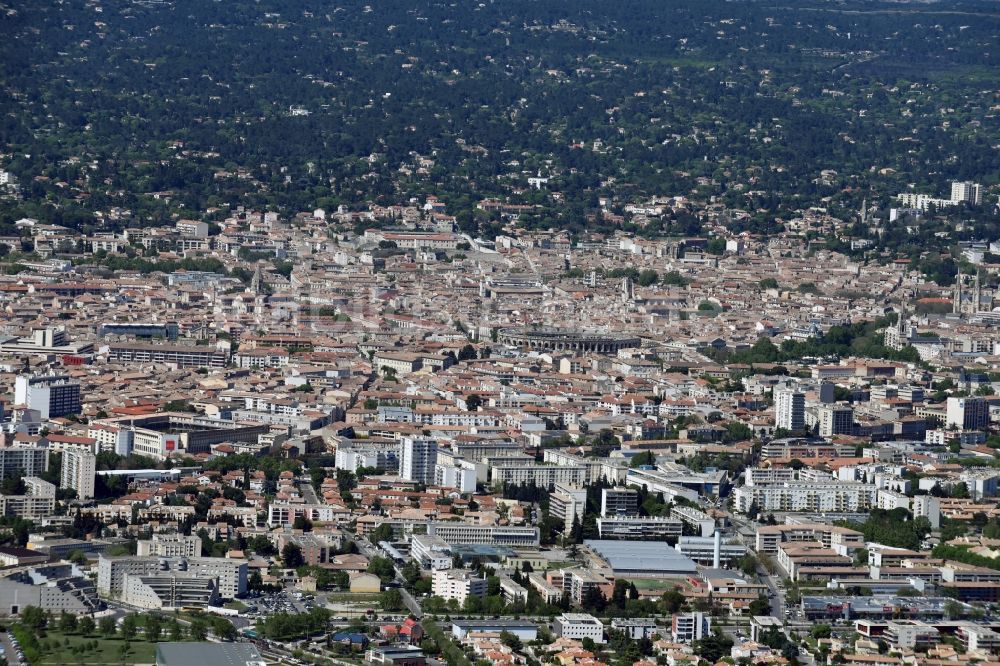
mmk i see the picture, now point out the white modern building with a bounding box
[601,488,638,517]
[14,374,81,421]
[432,569,487,604]
[97,556,247,600]
[400,437,437,484]
[425,522,539,547]
[135,534,203,558]
[734,481,877,513]
[411,534,453,570]
[61,449,96,500]
[946,397,989,431]
[434,462,477,493]
[951,181,982,206]
[554,613,606,643]
[818,405,854,437]
[775,390,805,432]
[672,612,710,643]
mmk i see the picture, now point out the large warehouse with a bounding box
[585,540,698,578]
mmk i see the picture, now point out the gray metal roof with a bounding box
[155,642,264,666]
[585,539,698,574]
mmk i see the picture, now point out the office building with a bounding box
[425,522,539,547]
[97,556,247,600]
[0,563,101,616]
[596,516,682,540]
[488,462,587,487]
[400,437,437,484]
[553,613,605,643]
[122,573,219,609]
[670,505,717,538]
[451,620,538,641]
[675,536,746,566]
[410,534,453,570]
[601,488,638,517]
[946,397,989,431]
[775,390,805,432]
[106,342,228,368]
[818,405,854,437]
[61,449,96,500]
[434,463,476,493]
[14,374,81,420]
[672,612,710,643]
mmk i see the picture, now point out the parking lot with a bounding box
[2,630,27,665]
[242,588,313,619]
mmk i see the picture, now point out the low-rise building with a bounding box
[553,613,605,643]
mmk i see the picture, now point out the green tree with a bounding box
[810,624,832,639]
[21,605,47,629]
[368,556,397,583]
[168,618,184,641]
[380,589,404,611]
[145,615,163,642]
[78,616,95,636]
[99,615,116,637]
[59,611,78,633]
[749,595,771,616]
[282,542,305,568]
[120,615,138,640]
[371,523,394,545]
[189,620,208,641]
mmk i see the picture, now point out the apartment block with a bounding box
[61,449,96,500]
[432,569,487,604]
[14,374,81,420]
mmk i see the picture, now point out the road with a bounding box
[300,482,320,506]
[398,583,423,619]
[0,631,20,665]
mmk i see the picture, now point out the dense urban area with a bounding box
[0,1,1000,666]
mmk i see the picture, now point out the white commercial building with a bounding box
[434,463,477,493]
[946,397,989,431]
[489,462,587,487]
[97,556,247,600]
[672,612,710,642]
[554,613,606,643]
[425,522,539,547]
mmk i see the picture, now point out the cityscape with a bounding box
[0,1,1000,666]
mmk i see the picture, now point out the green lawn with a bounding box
[30,631,158,665]
[324,592,380,602]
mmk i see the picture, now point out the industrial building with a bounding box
[585,539,698,578]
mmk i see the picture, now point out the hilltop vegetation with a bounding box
[0,0,998,245]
